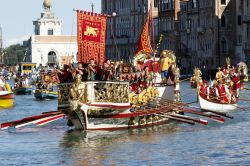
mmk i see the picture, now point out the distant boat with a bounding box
[34,89,58,100]
[14,86,33,95]
[0,84,15,108]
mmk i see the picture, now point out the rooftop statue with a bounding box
[43,0,52,10]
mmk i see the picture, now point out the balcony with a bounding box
[243,15,250,24]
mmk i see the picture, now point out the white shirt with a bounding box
[0,78,4,87]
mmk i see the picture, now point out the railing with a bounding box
[58,81,130,109]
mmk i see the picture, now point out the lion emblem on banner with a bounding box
[84,26,99,37]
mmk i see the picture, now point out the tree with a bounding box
[3,44,27,65]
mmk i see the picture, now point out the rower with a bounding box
[231,73,241,98]
[199,80,210,99]
[215,79,231,103]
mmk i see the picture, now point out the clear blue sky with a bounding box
[0,0,101,47]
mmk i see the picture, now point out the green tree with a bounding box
[3,44,27,65]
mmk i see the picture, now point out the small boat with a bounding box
[198,94,237,112]
[0,84,15,108]
[34,89,58,100]
[14,86,33,95]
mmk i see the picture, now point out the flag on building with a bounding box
[77,10,107,64]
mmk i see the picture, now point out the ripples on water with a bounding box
[0,82,250,165]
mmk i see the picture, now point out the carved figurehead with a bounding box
[226,57,231,69]
[237,61,249,82]
[194,67,202,80]
[69,74,87,111]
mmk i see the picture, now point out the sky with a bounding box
[0,0,101,48]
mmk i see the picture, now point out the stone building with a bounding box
[0,25,3,64]
[28,0,77,68]
[178,0,250,74]
[101,0,158,63]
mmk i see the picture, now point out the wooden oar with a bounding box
[238,98,250,102]
[170,113,208,125]
[0,111,62,130]
[153,97,234,119]
[144,105,208,125]
[36,114,64,126]
[181,108,225,123]
[155,114,195,125]
[150,99,225,123]
[16,113,64,128]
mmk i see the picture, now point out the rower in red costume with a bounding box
[58,64,73,83]
[231,73,241,98]
[215,80,231,103]
[199,80,210,99]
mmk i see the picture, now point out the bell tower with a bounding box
[33,0,62,36]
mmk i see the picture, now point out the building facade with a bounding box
[0,25,3,64]
[101,0,158,63]
[28,0,77,68]
[177,0,250,74]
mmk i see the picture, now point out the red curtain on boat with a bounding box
[77,11,107,64]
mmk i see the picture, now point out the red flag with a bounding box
[77,11,107,64]
[134,16,153,58]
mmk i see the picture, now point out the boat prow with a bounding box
[198,94,237,112]
[34,89,58,100]
[0,91,15,109]
[14,86,33,95]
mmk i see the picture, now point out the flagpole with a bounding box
[150,0,155,61]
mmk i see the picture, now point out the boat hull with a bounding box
[198,95,237,112]
[14,87,32,95]
[0,92,15,108]
[34,90,58,100]
[0,99,14,108]
[59,81,180,131]
[70,112,171,131]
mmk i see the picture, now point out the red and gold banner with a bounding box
[77,11,107,64]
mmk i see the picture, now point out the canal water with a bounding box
[1,81,250,165]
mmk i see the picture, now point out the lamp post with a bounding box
[109,12,119,60]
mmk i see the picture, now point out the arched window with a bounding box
[48,51,57,66]
[221,0,226,5]
[221,38,227,54]
[48,29,53,35]
[221,15,226,27]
